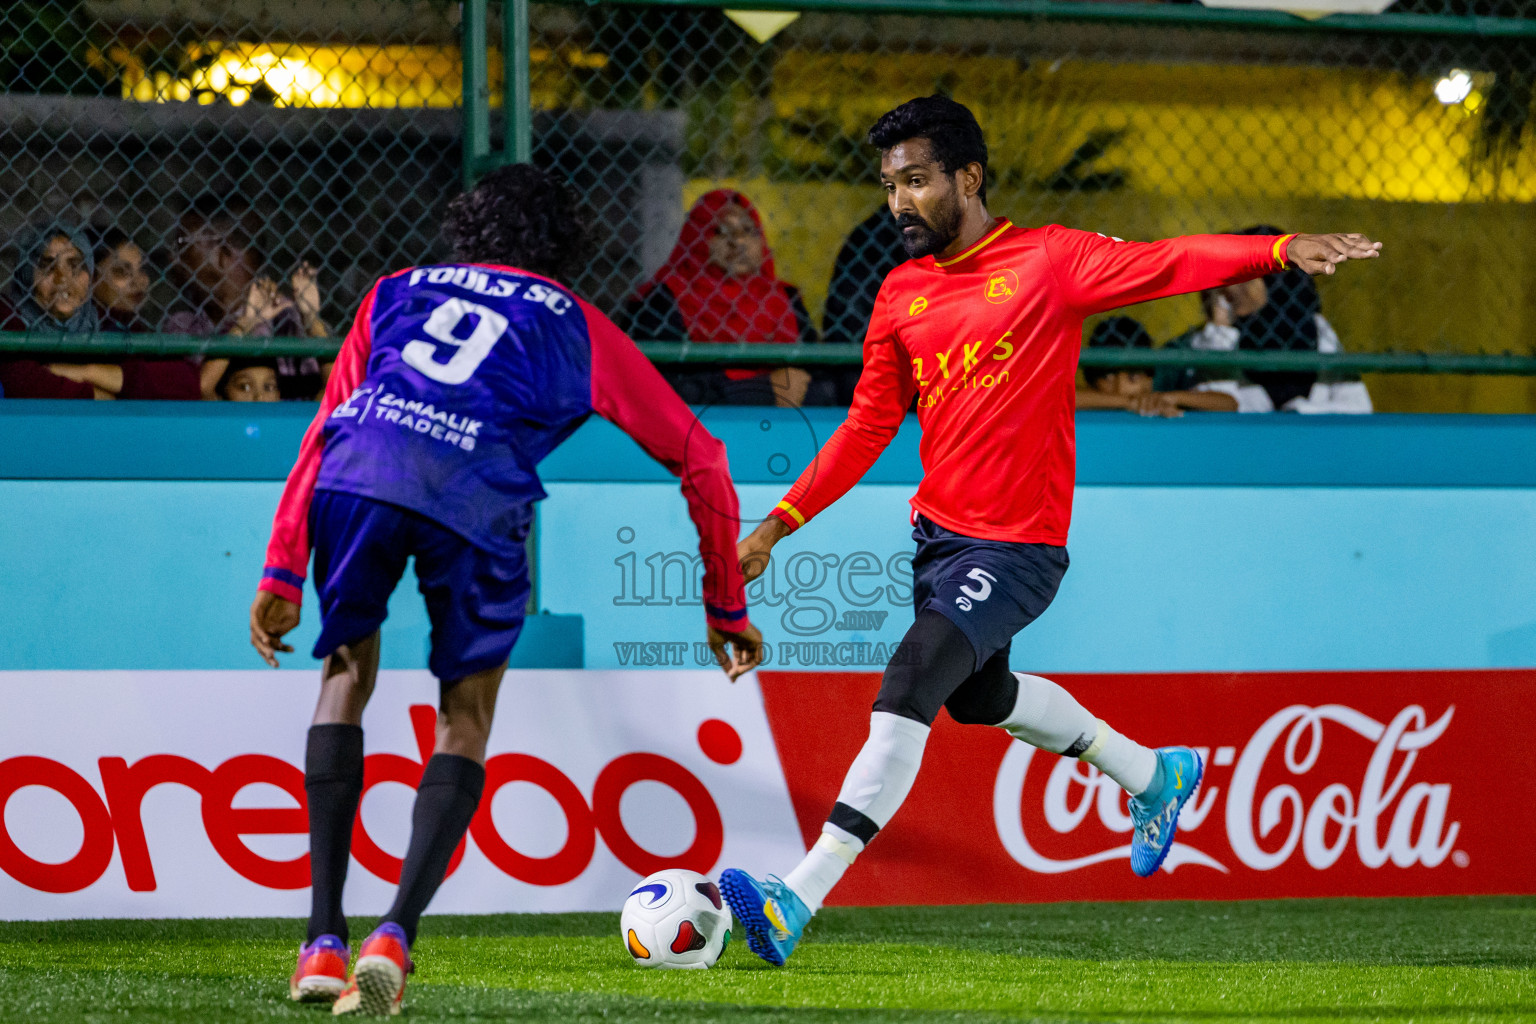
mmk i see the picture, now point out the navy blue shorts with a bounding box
[911,514,1069,671]
[309,490,530,682]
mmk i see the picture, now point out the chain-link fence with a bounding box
[5,0,1536,409]
[526,1,1536,411]
[1,1,467,368]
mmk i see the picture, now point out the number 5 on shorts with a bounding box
[959,567,996,602]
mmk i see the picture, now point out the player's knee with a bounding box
[872,641,945,724]
[321,644,377,696]
[944,684,1010,726]
[871,673,936,725]
[943,689,991,725]
[944,658,1017,727]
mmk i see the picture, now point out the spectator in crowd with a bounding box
[92,226,153,333]
[216,358,282,402]
[625,189,816,407]
[0,220,106,399]
[819,206,907,404]
[43,227,203,400]
[163,195,330,400]
[1161,225,1372,414]
[1075,316,1237,417]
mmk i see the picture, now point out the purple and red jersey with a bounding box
[259,262,751,633]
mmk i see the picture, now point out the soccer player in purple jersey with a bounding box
[249,165,762,1016]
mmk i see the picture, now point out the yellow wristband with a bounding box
[774,500,806,528]
[1272,233,1298,270]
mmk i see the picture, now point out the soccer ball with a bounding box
[620,868,732,969]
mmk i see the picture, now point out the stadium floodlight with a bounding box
[1435,70,1474,105]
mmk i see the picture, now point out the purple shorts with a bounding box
[309,489,530,682]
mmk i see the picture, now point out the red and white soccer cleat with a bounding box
[332,923,412,1017]
[289,934,349,1003]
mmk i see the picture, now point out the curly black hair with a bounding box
[868,95,989,203]
[442,164,589,282]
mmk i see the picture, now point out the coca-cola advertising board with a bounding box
[0,668,1530,918]
[763,670,1536,903]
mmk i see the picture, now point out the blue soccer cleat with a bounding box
[718,868,811,967]
[1129,746,1204,877]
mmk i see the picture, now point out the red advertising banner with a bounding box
[759,669,1536,904]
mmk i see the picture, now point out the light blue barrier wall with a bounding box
[1,403,1533,672]
[540,482,1536,672]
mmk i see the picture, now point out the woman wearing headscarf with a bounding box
[0,221,109,399]
[40,226,205,401]
[625,190,817,407]
[1161,224,1371,413]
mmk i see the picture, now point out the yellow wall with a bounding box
[769,54,1536,204]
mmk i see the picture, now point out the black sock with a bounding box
[383,754,486,946]
[305,724,364,945]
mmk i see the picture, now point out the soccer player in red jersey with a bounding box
[719,96,1381,966]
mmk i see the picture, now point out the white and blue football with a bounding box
[620,868,732,969]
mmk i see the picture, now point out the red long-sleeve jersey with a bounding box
[771,221,1289,543]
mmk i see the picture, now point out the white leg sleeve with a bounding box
[998,672,1098,754]
[1000,672,1157,796]
[782,712,929,912]
[832,711,931,828]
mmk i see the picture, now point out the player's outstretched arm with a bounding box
[1048,227,1384,314]
[1284,233,1382,276]
[753,288,914,561]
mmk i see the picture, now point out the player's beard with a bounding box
[897,188,964,259]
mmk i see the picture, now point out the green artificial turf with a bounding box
[0,897,1532,1022]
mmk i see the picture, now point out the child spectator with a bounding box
[626,190,816,407]
[216,358,282,402]
[1076,316,1237,417]
[92,226,153,333]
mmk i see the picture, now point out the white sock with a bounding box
[782,825,860,913]
[1080,719,1159,797]
[1000,672,1158,796]
[783,712,929,912]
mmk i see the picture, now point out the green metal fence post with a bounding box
[505,0,532,164]
[462,0,491,189]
